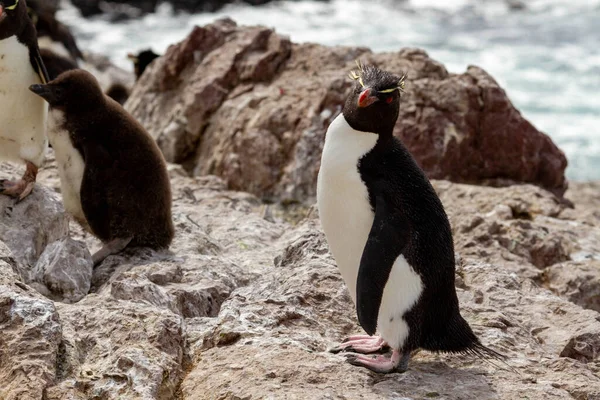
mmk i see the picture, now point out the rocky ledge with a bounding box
[0,150,599,399]
[125,19,568,202]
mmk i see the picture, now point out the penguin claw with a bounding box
[17,181,35,202]
[343,349,410,374]
[330,335,387,354]
[0,162,38,202]
[0,179,34,202]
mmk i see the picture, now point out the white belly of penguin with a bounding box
[0,36,48,166]
[317,114,423,350]
[47,109,87,226]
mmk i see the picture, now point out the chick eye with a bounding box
[386,97,393,104]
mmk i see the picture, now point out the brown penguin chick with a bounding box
[29,69,174,266]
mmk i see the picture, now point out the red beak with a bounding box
[357,88,378,108]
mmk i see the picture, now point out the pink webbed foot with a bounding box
[0,161,38,202]
[345,349,410,373]
[329,335,388,354]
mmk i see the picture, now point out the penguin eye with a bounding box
[6,0,19,11]
[385,97,393,104]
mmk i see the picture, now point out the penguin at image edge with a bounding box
[0,0,49,200]
[316,61,507,373]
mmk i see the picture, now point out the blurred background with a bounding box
[52,0,599,181]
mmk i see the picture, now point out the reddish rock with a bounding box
[126,19,568,202]
[392,64,568,196]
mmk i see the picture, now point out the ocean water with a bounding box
[57,0,600,181]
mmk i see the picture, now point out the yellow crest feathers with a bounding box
[6,0,19,11]
[348,60,407,93]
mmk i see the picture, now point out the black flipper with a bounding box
[356,192,410,335]
[30,46,50,84]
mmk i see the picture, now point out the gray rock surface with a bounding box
[0,174,69,268]
[2,154,600,399]
[544,261,600,313]
[34,238,93,303]
[0,257,62,400]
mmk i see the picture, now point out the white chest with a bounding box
[0,36,48,165]
[317,114,378,303]
[47,109,87,226]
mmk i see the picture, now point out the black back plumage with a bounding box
[344,63,505,361]
[0,0,49,83]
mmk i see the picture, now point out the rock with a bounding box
[33,238,93,304]
[126,19,292,165]
[560,332,600,363]
[0,151,286,398]
[126,20,568,202]
[544,261,600,313]
[563,181,600,227]
[180,220,600,400]
[0,258,62,400]
[2,150,599,398]
[46,298,185,399]
[429,181,599,279]
[0,179,69,268]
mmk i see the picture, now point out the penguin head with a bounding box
[127,49,160,79]
[29,69,105,112]
[0,0,29,40]
[342,62,406,135]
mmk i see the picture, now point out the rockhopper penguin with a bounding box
[29,69,175,266]
[316,63,505,373]
[0,0,49,200]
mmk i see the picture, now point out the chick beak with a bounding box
[29,84,58,103]
[127,53,137,61]
[357,88,379,108]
